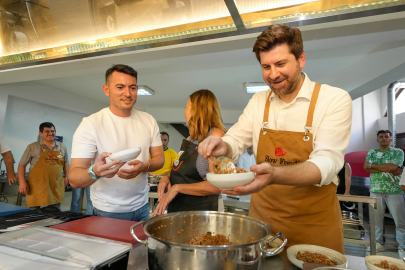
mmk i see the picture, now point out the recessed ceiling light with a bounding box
[138,85,155,96]
[243,82,269,94]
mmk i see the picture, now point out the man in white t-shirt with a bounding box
[69,64,164,221]
[237,146,256,172]
[0,136,18,185]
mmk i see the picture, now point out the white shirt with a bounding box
[0,136,11,154]
[223,73,352,186]
[71,108,162,212]
[237,152,256,172]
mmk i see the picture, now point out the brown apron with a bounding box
[249,84,344,253]
[26,143,65,207]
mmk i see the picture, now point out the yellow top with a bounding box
[152,147,177,175]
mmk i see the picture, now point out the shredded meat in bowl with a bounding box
[296,251,338,266]
[374,260,405,270]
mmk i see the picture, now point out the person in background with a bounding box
[197,24,352,253]
[149,132,177,177]
[70,186,92,215]
[0,135,18,185]
[337,162,352,195]
[18,122,69,209]
[152,90,226,216]
[364,130,405,258]
[237,146,256,172]
[69,64,164,222]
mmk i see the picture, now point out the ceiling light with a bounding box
[138,85,155,96]
[244,82,269,94]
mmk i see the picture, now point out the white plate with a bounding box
[365,255,405,270]
[287,244,348,269]
[206,172,255,190]
[109,147,142,162]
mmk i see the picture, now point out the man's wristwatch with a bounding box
[89,164,103,180]
[368,161,373,169]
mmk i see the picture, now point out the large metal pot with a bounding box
[131,211,287,270]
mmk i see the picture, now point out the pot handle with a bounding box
[130,221,148,244]
[263,232,287,257]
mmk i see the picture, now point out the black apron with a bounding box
[167,139,218,212]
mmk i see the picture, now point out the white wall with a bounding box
[347,88,383,153]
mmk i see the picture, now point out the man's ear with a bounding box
[299,52,306,69]
[102,84,110,97]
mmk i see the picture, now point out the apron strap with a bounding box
[262,83,322,131]
[305,83,321,129]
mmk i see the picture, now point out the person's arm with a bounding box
[17,164,29,194]
[64,162,70,187]
[369,163,399,172]
[1,151,17,185]
[117,145,164,179]
[153,130,224,216]
[344,163,351,195]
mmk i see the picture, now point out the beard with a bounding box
[266,64,302,96]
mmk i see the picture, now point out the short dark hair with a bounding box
[105,64,138,83]
[39,122,55,132]
[377,130,392,137]
[160,131,169,140]
[253,24,303,63]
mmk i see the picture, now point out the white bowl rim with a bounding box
[109,147,142,161]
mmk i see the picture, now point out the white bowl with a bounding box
[365,255,405,270]
[109,147,142,162]
[206,172,255,190]
[287,244,348,269]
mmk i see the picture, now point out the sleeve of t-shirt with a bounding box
[150,117,162,147]
[0,136,11,154]
[63,145,69,163]
[19,145,32,166]
[366,150,373,163]
[71,118,97,159]
[393,149,405,167]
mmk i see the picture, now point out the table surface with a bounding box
[0,202,31,216]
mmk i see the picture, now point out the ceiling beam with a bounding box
[223,0,245,30]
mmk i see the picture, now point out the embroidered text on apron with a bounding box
[26,143,65,207]
[249,84,344,253]
[168,139,218,212]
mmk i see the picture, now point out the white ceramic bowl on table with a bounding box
[365,255,405,270]
[206,172,255,190]
[109,147,142,162]
[287,244,348,269]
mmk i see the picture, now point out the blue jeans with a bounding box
[70,187,93,215]
[93,203,150,222]
[371,192,405,250]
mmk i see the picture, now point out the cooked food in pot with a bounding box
[186,232,254,246]
[374,260,404,270]
[296,251,338,266]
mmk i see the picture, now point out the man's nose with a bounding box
[269,68,280,80]
[123,87,131,96]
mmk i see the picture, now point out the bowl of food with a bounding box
[109,147,142,162]
[206,172,255,190]
[287,244,347,269]
[365,255,405,270]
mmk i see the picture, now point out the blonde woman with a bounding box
[152,90,226,215]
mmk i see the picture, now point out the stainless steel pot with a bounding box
[131,211,287,270]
